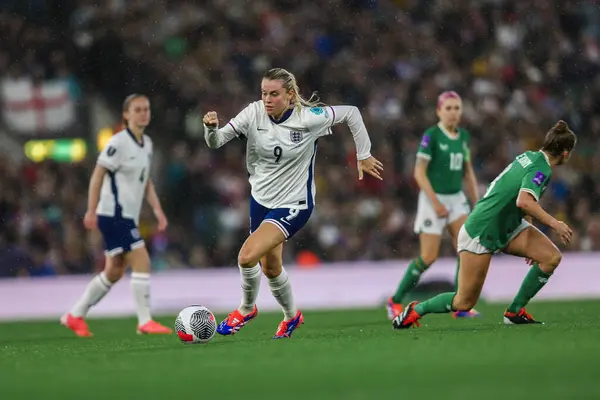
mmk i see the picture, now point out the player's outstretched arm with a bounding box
[329,105,383,180]
[516,191,572,245]
[202,111,238,149]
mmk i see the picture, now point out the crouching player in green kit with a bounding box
[393,120,576,329]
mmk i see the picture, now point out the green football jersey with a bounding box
[416,123,471,194]
[464,151,552,251]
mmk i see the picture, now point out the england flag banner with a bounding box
[1,78,75,134]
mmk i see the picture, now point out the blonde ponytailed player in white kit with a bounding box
[61,95,171,337]
[203,68,383,338]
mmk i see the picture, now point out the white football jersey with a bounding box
[205,101,372,210]
[96,129,153,223]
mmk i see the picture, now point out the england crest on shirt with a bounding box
[290,130,303,143]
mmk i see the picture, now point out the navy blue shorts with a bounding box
[97,216,145,257]
[249,196,312,239]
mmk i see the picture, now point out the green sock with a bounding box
[507,263,551,313]
[414,292,456,316]
[391,257,428,304]
[454,256,460,291]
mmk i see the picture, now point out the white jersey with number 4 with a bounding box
[96,129,153,223]
[204,101,372,210]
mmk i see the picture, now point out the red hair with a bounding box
[437,91,461,109]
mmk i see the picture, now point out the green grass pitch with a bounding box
[1,300,599,399]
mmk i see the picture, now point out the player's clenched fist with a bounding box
[203,111,219,128]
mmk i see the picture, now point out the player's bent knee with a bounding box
[238,248,259,268]
[541,251,562,273]
[550,251,562,267]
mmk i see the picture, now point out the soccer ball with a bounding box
[175,305,217,344]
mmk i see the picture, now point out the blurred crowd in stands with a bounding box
[1,0,600,277]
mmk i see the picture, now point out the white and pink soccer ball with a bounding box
[175,305,217,344]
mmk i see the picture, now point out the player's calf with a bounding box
[65,268,117,334]
[261,258,282,279]
[452,293,478,312]
[505,261,554,321]
[125,248,172,335]
[505,232,562,321]
[389,255,432,317]
[104,262,126,282]
[420,254,437,267]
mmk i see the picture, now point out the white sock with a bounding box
[70,272,112,318]
[131,272,152,326]
[268,268,297,320]
[238,264,261,315]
